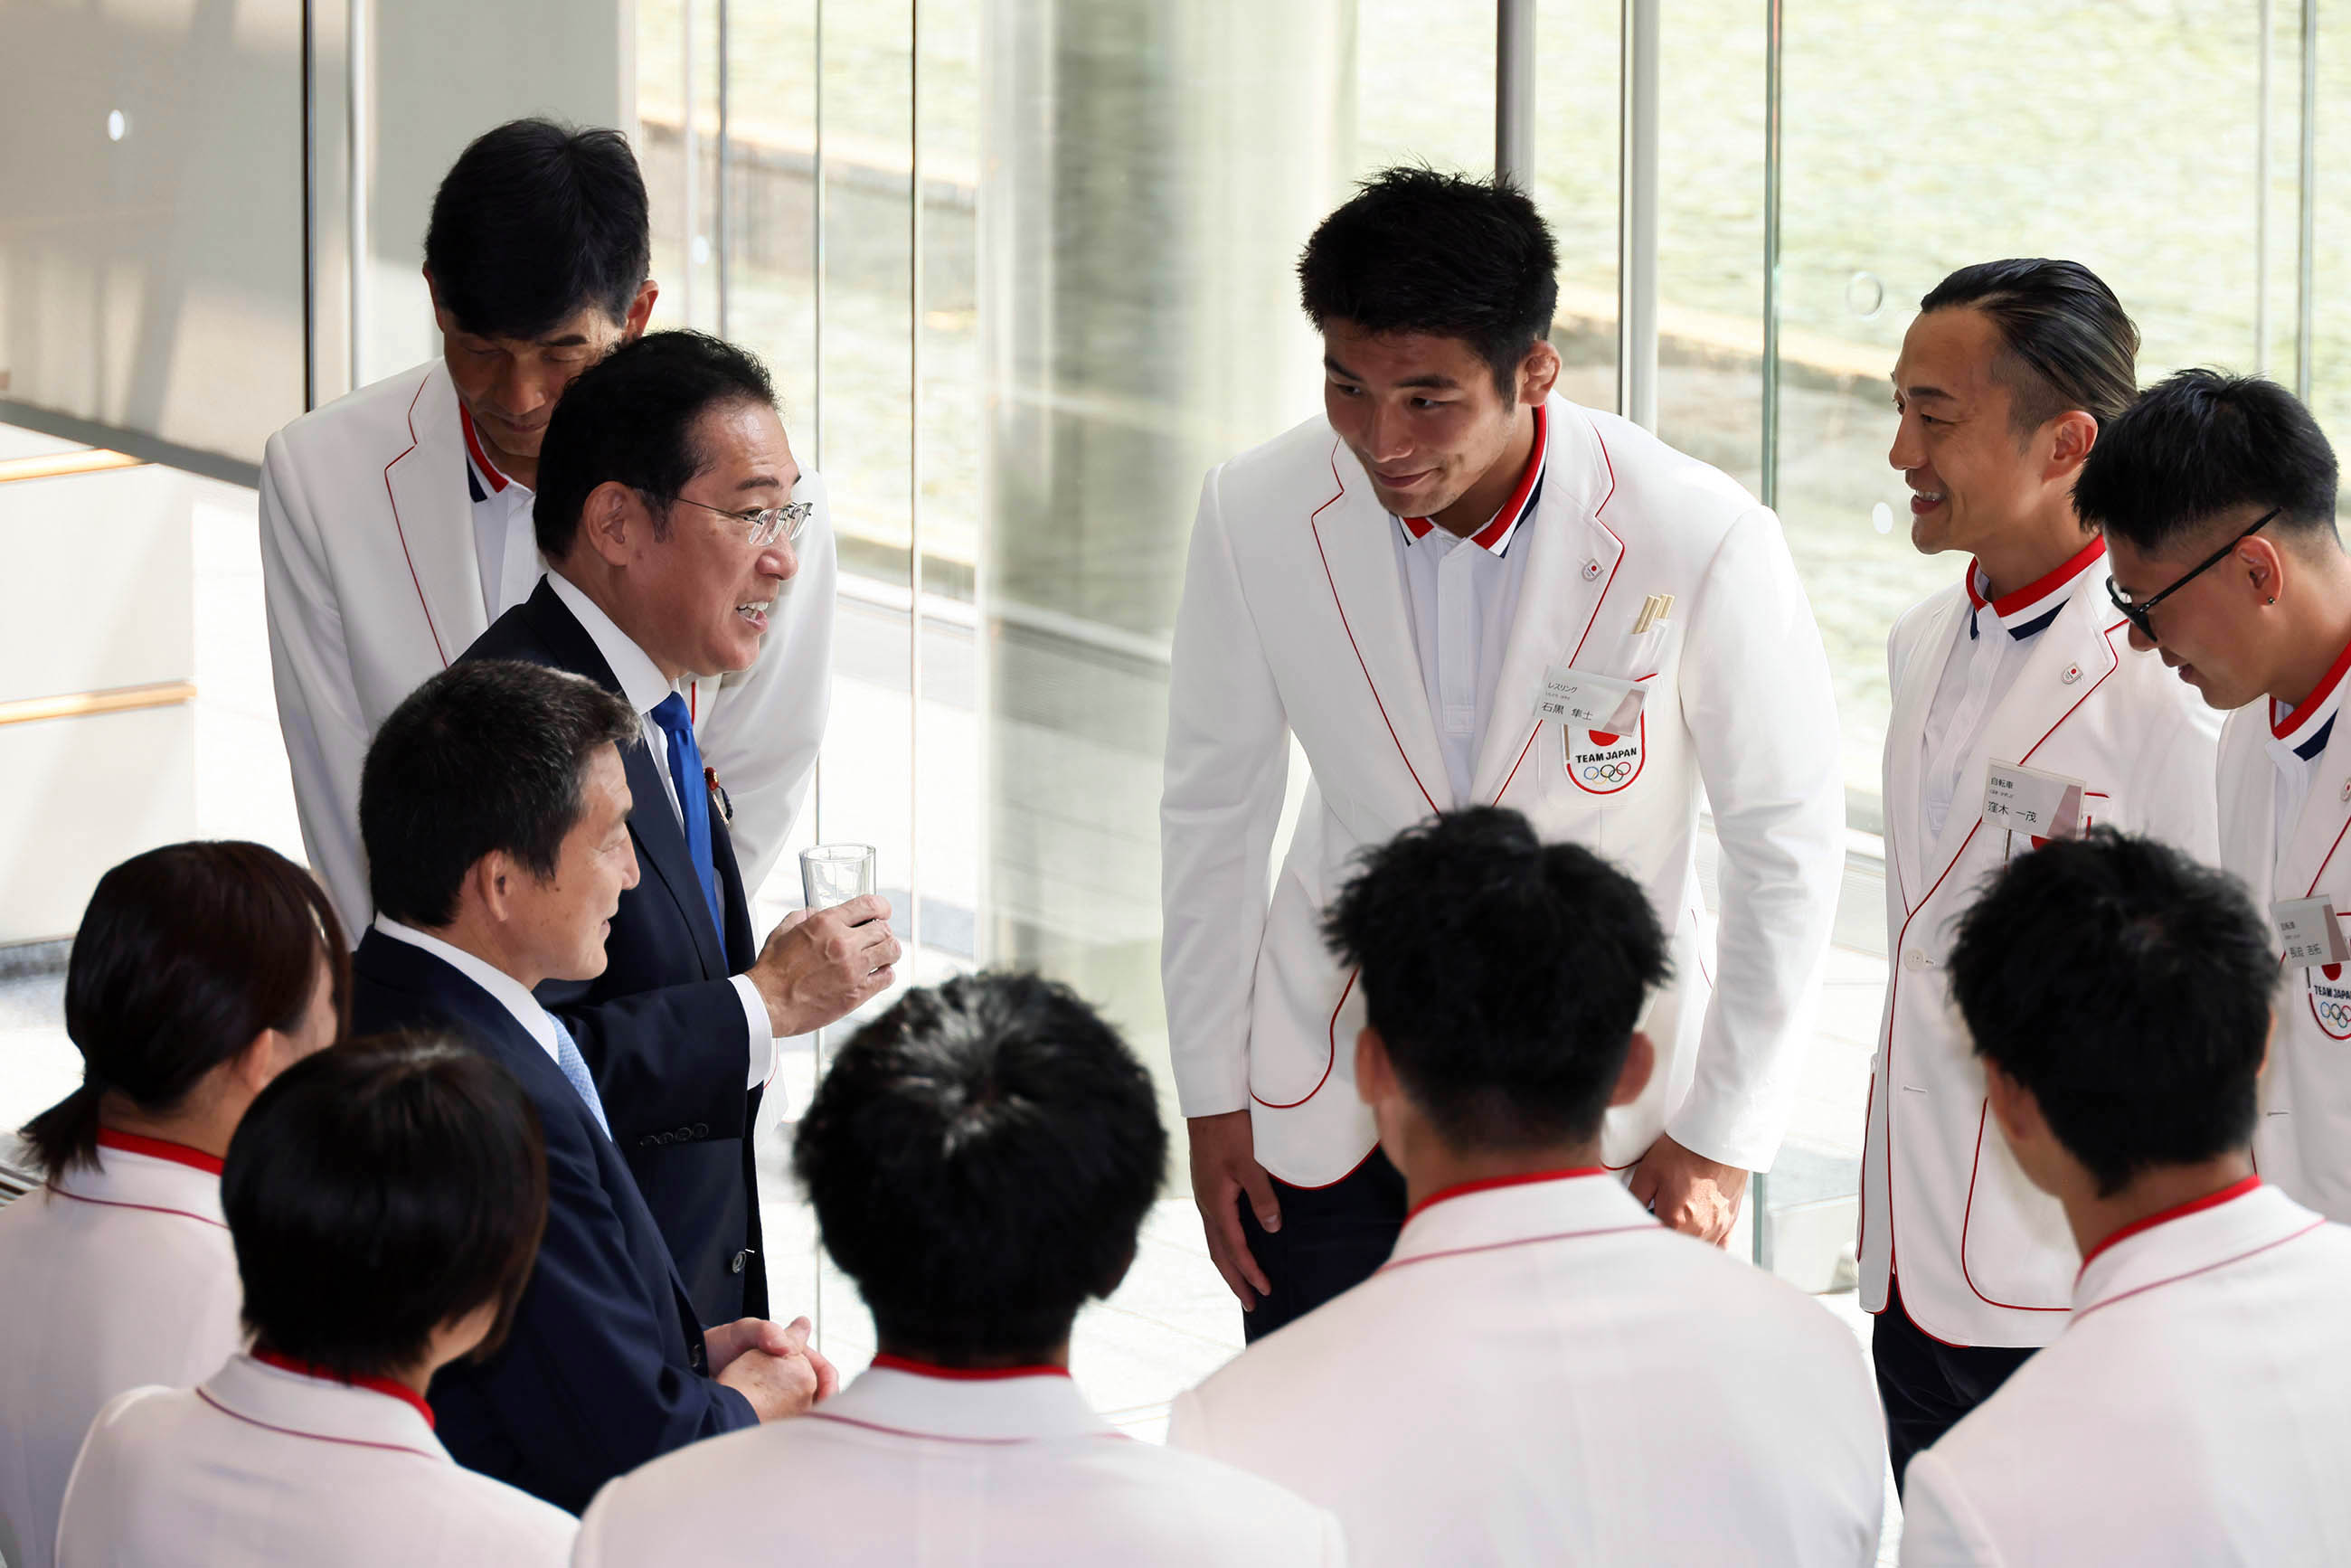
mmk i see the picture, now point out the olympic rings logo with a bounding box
[1582,761,1634,783]
[2318,997,2351,1032]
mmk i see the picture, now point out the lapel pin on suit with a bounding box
[704,766,734,826]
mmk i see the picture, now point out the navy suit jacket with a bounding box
[460,578,767,1325]
[349,930,755,1515]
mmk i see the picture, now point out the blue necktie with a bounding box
[648,693,724,940]
[550,1015,612,1140]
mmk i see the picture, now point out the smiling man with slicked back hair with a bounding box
[1865,260,2221,1486]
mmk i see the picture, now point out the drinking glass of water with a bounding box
[800,844,877,912]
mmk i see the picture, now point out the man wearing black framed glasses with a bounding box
[2080,368,2351,1233]
[460,328,902,1328]
[1867,260,2222,1489]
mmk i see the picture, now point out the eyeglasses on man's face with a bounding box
[664,494,814,550]
[2104,506,2279,642]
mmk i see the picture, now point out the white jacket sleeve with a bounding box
[1896,1451,2004,1566]
[2122,678,2223,868]
[1160,467,1293,1119]
[1668,506,1847,1170]
[694,471,836,895]
[259,430,376,941]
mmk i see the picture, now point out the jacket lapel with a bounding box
[381,363,491,666]
[1886,592,1971,906]
[2280,720,2351,898]
[521,585,732,978]
[1469,401,1622,803]
[1310,438,1453,813]
[1923,590,2120,883]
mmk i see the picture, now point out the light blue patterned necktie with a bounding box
[550,1015,612,1140]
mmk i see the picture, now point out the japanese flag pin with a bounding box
[1581,558,1602,581]
[2340,777,2351,803]
[2060,662,2082,685]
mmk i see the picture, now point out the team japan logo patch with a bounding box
[1565,713,1647,795]
[2310,965,2351,1041]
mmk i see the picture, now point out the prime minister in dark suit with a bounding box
[349,659,837,1513]
[458,331,898,1326]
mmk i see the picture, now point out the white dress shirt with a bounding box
[461,406,544,621]
[543,571,774,1090]
[56,1354,574,1567]
[1901,1180,2351,1566]
[1919,541,2105,845]
[1392,407,1548,803]
[0,1137,244,1568]
[574,1360,1345,1566]
[1172,1170,1884,1566]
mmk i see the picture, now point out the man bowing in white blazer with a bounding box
[1161,167,1846,1336]
[2085,371,2351,1224]
[1865,260,2220,1487]
[260,119,834,937]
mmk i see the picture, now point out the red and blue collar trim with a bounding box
[458,404,511,502]
[2077,1174,2261,1276]
[1403,1165,1610,1225]
[868,1353,1071,1382]
[1399,403,1548,559]
[250,1347,438,1429]
[2272,633,2351,761]
[95,1128,223,1176]
[1965,534,2105,642]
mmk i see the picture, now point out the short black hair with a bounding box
[532,329,777,561]
[2074,368,2341,553]
[1298,165,1559,397]
[424,118,649,341]
[793,973,1166,1364]
[1947,829,2273,1197]
[1323,807,1670,1149]
[1920,259,2139,437]
[360,660,638,928]
[22,843,347,1181]
[225,1032,548,1384]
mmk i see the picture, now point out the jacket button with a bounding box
[1904,949,1934,970]
[693,1122,710,1138]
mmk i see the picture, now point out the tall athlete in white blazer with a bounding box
[57,1037,575,1566]
[261,119,833,937]
[1899,831,2351,1568]
[1173,810,1884,1566]
[2088,370,2351,1224]
[1165,167,1845,1333]
[576,973,1345,1566]
[0,844,343,1568]
[1865,262,2222,1482]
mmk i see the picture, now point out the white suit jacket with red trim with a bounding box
[1168,1172,1885,1567]
[1161,395,1846,1185]
[573,1365,1345,1565]
[0,1148,243,1568]
[1901,1183,2351,1568]
[2219,698,2351,1221]
[55,1355,575,1567]
[259,359,836,937]
[1863,580,2221,1347]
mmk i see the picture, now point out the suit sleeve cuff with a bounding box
[731,975,776,1090]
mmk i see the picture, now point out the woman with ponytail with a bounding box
[0,842,345,1568]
